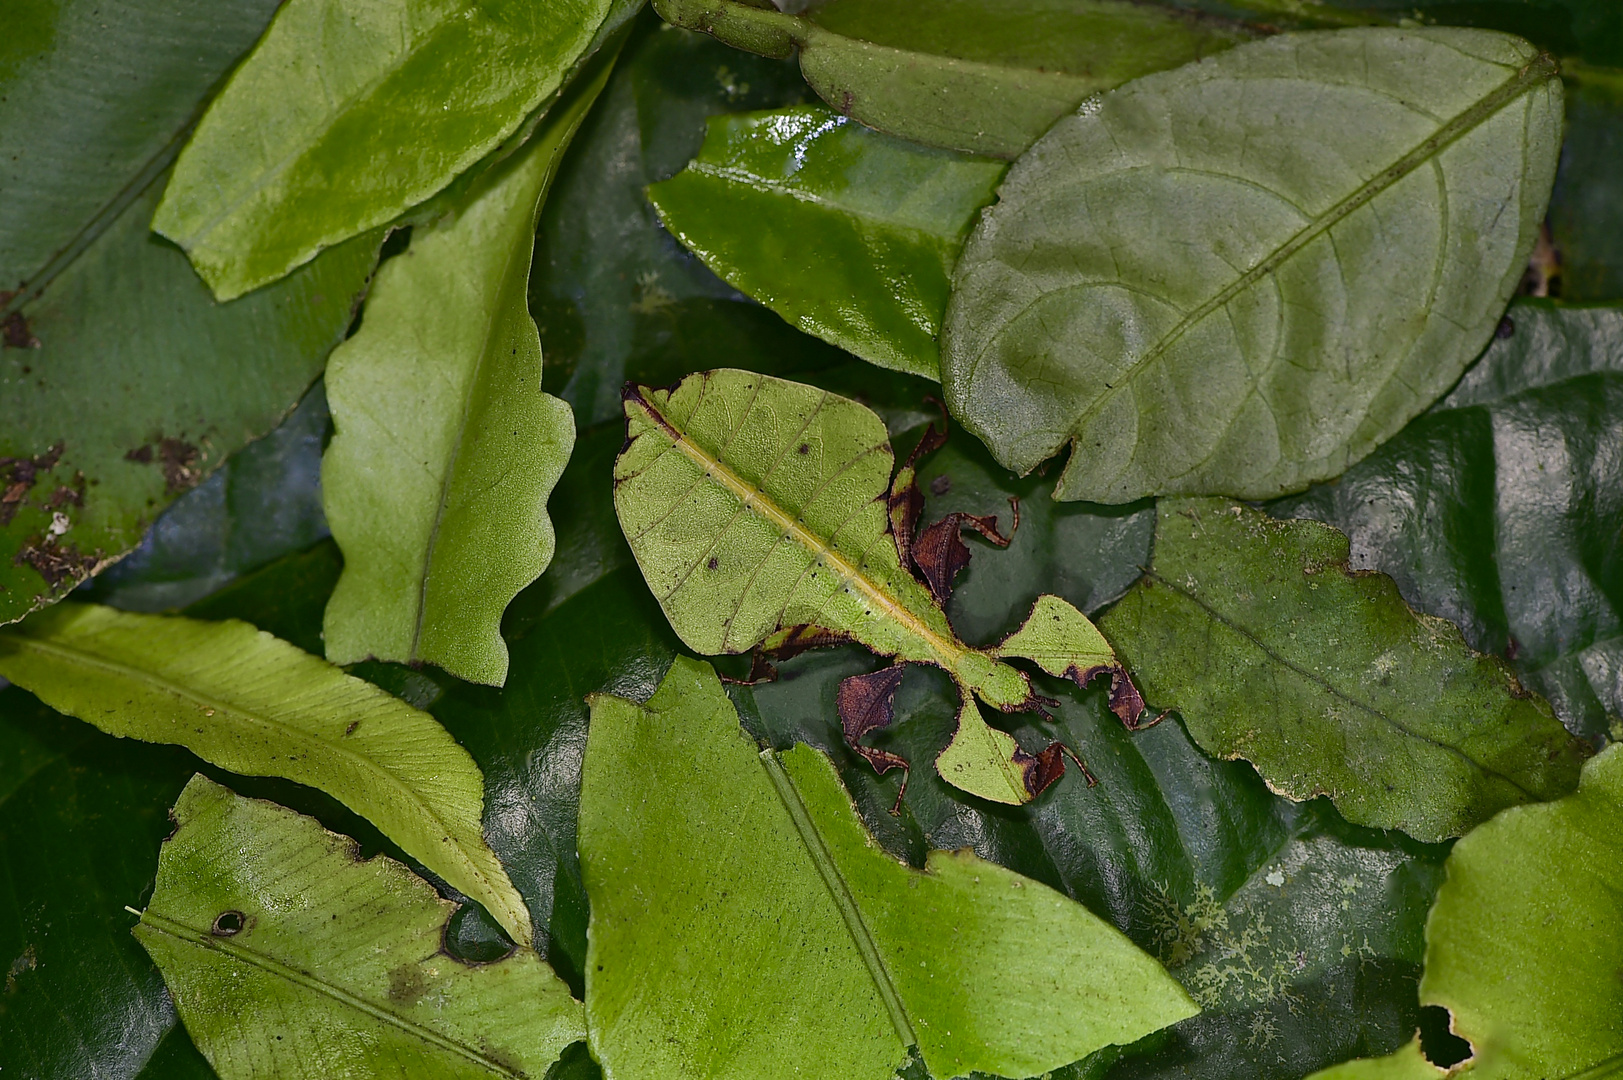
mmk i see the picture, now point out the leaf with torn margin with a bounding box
[943,27,1563,503]
[136,776,582,1080]
[580,657,1196,1080]
[0,602,532,945]
[1305,744,1623,1080]
[320,56,612,686]
[651,0,1252,157]
[613,368,1138,804]
[1098,498,1588,842]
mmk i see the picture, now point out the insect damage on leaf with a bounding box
[613,368,1140,805]
[135,777,583,1079]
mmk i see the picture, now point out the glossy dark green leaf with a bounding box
[652,0,1252,158]
[0,691,195,1079]
[944,27,1562,504]
[532,13,832,427]
[649,105,1005,379]
[1270,300,1623,742]
[1549,73,1623,300]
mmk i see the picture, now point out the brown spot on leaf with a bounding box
[912,511,1012,604]
[158,439,201,492]
[14,534,97,589]
[0,443,64,527]
[124,445,154,464]
[386,963,427,1004]
[0,293,39,350]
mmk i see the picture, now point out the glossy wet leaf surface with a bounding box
[1101,498,1587,842]
[581,657,1196,1080]
[150,0,626,298]
[136,777,583,1079]
[654,0,1252,158]
[0,603,531,945]
[321,74,601,686]
[1308,745,1623,1080]
[649,105,1004,379]
[1271,300,1623,742]
[944,28,1562,503]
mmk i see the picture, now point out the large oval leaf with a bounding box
[320,62,608,686]
[1099,498,1588,842]
[581,657,1196,1080]
[0,603,532,945]
[151,0,634,298]
[137,776,583,1079]
[943,28,1563,503]
[652,0,1251,157]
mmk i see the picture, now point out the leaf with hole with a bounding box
[319,62,608,686]
[135,776,582,1079]
[943,28,1564,503]
[0,603,531,945]
[151,0,636,298]
[648,104,1006,380]
[1099,498,1588,842]
[613,368,1136,804]
[1305,743,1623,1079]
[580,657,1197,1080]
[651,0,1252,157]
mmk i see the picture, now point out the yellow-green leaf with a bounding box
[0,603,531,944]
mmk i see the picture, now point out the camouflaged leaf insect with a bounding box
[612,368,1141,805]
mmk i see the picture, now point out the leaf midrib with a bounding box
[136,910,522,1077]
[1144,568,1543,799]
[760,751,917,1050]
[628,394,970,669]
[1048,52,1559,440]
[1,633,496,900]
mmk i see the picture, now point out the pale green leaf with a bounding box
[613,368,1131,804]
[0,603,531,944]
[151,0,630,299]
[651,0,1251,157]
[1308,744,1623,1080]
[648,104,1006,380]
[580,657,1197,1080]
[136,776,582,1079]
[319,62,610,686]
[1098,498,1588,842]
[943,28,1563,503]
